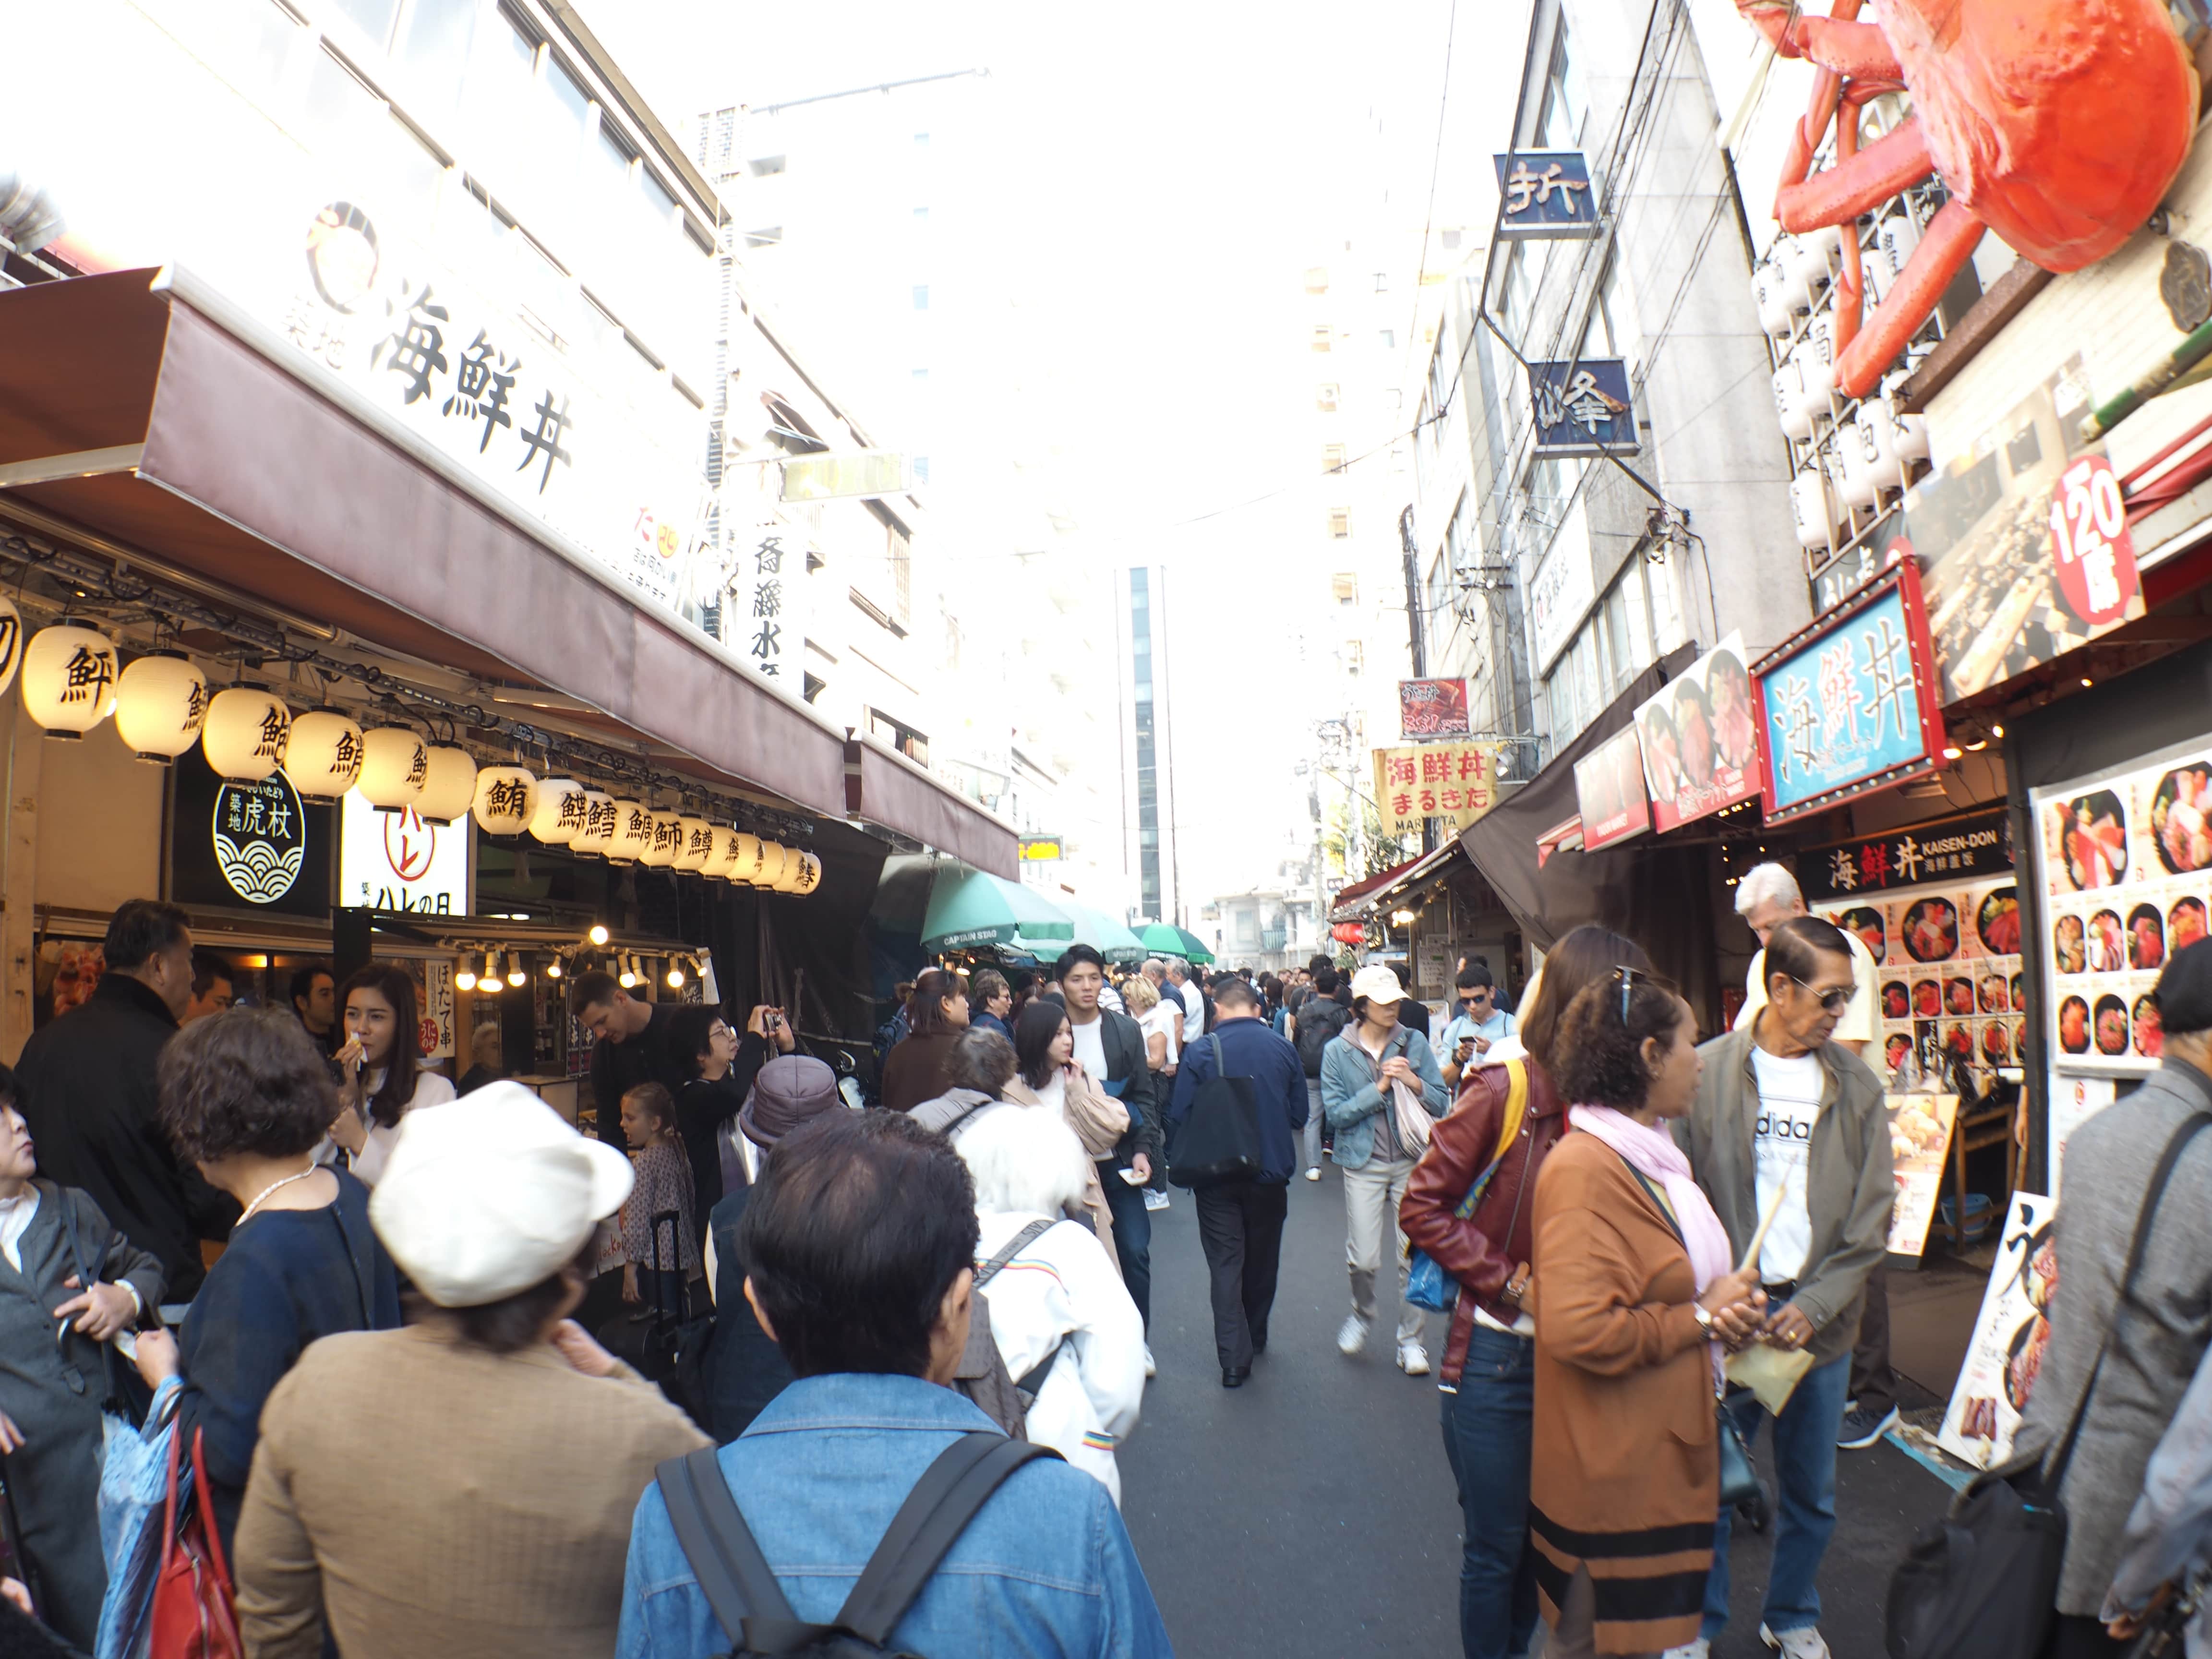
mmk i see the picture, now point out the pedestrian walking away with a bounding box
[1163,976,1307,1386]
[1291,966,1352,1181]
[1321,964,1448,1375]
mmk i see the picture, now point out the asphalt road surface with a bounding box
[1117,1159,1954,1657]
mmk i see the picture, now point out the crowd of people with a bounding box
[6,885,2212,1657]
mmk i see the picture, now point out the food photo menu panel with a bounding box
[1819,874,2025,1087]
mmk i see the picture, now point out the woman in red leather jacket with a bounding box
[1401,925,1654,1659]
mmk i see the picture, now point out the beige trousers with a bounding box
[1342,1154,1425,1346]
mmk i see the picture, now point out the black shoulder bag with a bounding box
[1166,1034,1266,1189]
[655,1432,1063,1657]
[1884,1110,2212,1659]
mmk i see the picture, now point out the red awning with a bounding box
[0,268,1016,876]
[1330,854,1423,921]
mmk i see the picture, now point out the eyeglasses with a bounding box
[1791,977,1859,1014]
[708,1024,733,1043]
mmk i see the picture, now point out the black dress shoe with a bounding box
[1250,1335,1267,1356]
[1221,1366,1250,1388]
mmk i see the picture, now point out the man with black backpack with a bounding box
[1291,966,1352,1181]
[617,1110,1173,1659]
[1164,977,1308,1388]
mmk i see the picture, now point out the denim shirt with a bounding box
[1318,1023,1448,1171]
[617,1372,1175,1658]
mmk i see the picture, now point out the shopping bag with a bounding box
[147,1426,240,1659]
[95,1376,182,1659]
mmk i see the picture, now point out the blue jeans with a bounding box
[1097,1160,1153,1331]
[1440,1325,1539,1659]
[1702,1351,1851,1642]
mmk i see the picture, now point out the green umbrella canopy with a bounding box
[920,866,1075,955]
[1136,922,1214,965]
[1060,902,1147,965]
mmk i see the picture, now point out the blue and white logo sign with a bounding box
[1528,359,1638,458]
[212,772,308,905]
[1493,151,1599,239]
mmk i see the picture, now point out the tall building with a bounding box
[1121,566,1177,926]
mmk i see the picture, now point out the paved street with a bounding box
[1119,1161,1957,1657]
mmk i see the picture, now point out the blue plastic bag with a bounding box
[94,1375,182,1659]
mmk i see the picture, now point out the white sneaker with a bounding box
[1661,1642,1709,1659]
[1396,1341,1431,1376]
[1143,1345,1156,1379]
[1760,1625,1830,1659]
[1336,1314,1369,1357]
[1305,1166,1322,1181]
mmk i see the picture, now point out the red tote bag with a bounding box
[148,1425,241,1659]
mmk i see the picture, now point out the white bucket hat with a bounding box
[1349,964,1406,1005]
[368,1082,634,1308]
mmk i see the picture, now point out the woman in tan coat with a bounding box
[1528,973,1765,1658]
[1003,999,1129,1269]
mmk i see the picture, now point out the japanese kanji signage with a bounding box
[1399,678,1472,738]
[1372,742,1506,838]
[339,788,469,914]
[1633,631,1764,834]
[735,524,807,682]
[168,747,333,919]
[1755,562,1948,826]
[1799,809,2013,904]
[1492,151,1600,239]
[1527,359,1638,458]
[1574,724,1652,851]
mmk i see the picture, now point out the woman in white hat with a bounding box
[230,1083,709,1659]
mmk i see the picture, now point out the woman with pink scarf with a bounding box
[1525,972,1766,1659]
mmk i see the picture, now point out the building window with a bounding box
[1328,509,1351,539]
[1441,228,1462,251]
[1305,267,1329,293]
[396,0,475,111]
[1331,572,1358,605]
[1378,328,1395,350]
[911,367,928,381]
[743,227,782,248]
[329,0,400,45]
[1343,640,1365,674]
[1540,23,1589,147]
[1321,443,1345,473]
[912,285,929,310]
[1316,383,1339,412]
[914,457,931,483]
[913,205,928,220]
[1374,272,1390,293]
[748,155,787,176]
[1311,325,1333,352]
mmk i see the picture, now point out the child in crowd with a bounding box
[617,1083,699,1316]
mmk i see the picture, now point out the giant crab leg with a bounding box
[1830,96,1866,355]
[1779,116,1932,234]
[1833,199,1986,399]
[1773,0,1864,201]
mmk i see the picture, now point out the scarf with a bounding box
[1568,1105,1734,1296]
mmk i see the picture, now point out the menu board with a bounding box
[2032,737,2212,1077]
[1884,1092,1960,1257]
[2045,1074,2116,1198]
[1818,873,2025,1087]
[1938,1191,2058,1470]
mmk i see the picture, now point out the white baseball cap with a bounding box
[1349,965,1405,1005]
[368,1082,635,1308]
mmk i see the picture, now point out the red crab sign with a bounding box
[1741,0,2200,399]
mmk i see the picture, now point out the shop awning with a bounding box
[1341,841,1467,920]
[920,866,1074,955]
[1135,922,1214,964]
[1059,901,1147,964]
[0,268,1016,876]
[1329,855,1423,923]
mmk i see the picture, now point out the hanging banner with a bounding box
[1798,808,2014,904]
[1399,677,1472,738]
[338,790,469,915]
[1755,561,1948,825]
[2031,734,2212,1078]
[1527,359,1638,458]
[1372,742,1505,838]
[1574,723,1652,851]
[735,523,807,682]
[1493,150,1600,239]
[1938,1192,2058,1470]
[1884,1092,1960,1257]
[1633,630,1762,833]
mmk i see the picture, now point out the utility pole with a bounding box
[1400,505,1437,856]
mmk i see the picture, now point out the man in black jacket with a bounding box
[14,900,238,1302]
[1055,946,1161,1352]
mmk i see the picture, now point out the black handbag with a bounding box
[1166,1035,1267,1189]
[1884,1112,2212,1659]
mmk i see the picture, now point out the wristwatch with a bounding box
[1691,1302,1715,1337]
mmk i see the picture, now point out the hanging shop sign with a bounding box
[1937,1191,2057,1471]
[1372,742,1505,838]
[2032,733,2212,1077]
[734,524,807,683]
[419,958,456,1062]
[1573,723,1652,851]
[1399,677,1472,738]
[1799,807,2014,903]
[1892,358,2143,705]
[1755,561,1947,825]
[338,788,469,915]
[168,746,333,918]
[1527,359,1638,458]
[1633,631,1763,833]
[1019,837,1064,863]
[1492,151,1599,239]
[1816,869,2024,1084]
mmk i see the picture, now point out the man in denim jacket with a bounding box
[617,1111,1173,1659]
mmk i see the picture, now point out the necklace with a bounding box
[238,1163,320,1226]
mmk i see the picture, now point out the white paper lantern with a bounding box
[1836,415,1881,511]
[571,791,617,858]
[789,850,823,896]
[1772,360,1814,443]
[675,816,714,872]
[751,841,790,889]
[530,778,586,844]
[771,845,809,892]
[606,799,651,865]
[1791,465,1836,551]
[358,727,429,809]
[283,709,363,801]
[0,598,24,699]
[113,653,208,762]
[640,808,683,869]
[201,685,291,779]
[704,826,748,881]
[418,745,478,826]
[471,766,539,836]
[23,622,120,739]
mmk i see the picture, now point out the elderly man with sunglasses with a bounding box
[1667,915,1894,1659]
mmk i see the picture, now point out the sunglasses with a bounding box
[1791,977,1859,1015]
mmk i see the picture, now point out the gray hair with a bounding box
[954,1101,1090,1216]
[1165,959,1189,982]
[1735,861,1803,918]
[946,1025,1018,1094]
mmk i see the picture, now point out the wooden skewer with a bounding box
[1738,1168,1796,1276]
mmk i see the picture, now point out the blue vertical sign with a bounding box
[1493,151,1600,239]
[1527,359,1638,458]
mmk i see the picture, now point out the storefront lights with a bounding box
[640,808,683,869]
[545,957,563,979]
[471,766,538,836]
[505,952,526,988]
[529,778,585,844]
[479,951,499,994]
[588,924,610,947]
[666,959,685,989]
[200,685,291,780]
[455,962,478,991]
[417,746,478,826]
[357,727,429,809]
[571,792,617,858]
[675,815,714,873]
[285,709,365,800]
[112,652,208,763]
[618,956,637,989]
[606,800,651,866]
[23,622,121,739]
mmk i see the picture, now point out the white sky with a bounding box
[585,0,1530,909]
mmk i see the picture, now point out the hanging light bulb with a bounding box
[285,709,365,801]
[588,923,610,947]
[479,952,499,995]
[358,727,430,809]
[529,778,586,845]
[200,686,291,780]
[455,962,478,991]
[618,956,637,989]
[22,622,120,738]
[545,957,563,980]
[506,951,526,988]
[666,958,685,989]
[112,652,208,763]
[417,746,477,826]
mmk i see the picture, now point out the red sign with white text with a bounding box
[2048,454,2140,628]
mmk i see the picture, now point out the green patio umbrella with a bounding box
[1135,922,1214,964]
[1060,902,1147,964]
[920,866,1075,955]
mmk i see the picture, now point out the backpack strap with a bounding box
[1453,1058,1530,1222]
[1013,1336,1068,1398]
[973,1218,1057,1290]
[654,1445,798,1651]
[829,1432,1064,1647]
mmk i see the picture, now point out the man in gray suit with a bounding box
[2015,937,2212,1659]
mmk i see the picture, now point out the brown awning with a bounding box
[0,267,1016,876]
[844,736,1017,877]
